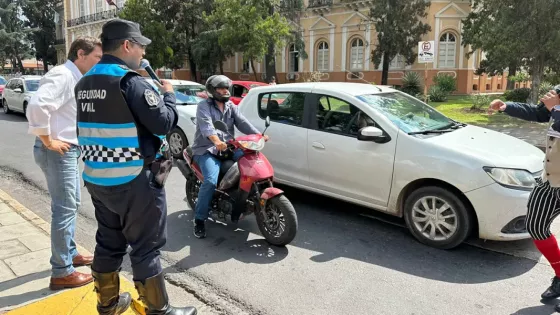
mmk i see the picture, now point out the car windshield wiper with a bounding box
[407,129,455,135]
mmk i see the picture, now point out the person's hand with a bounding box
[263,135,270,142]
[155,79,174,94]
[541,90,560,112]
[215,141,227,151]
[46,140,71,155]
[488,99,507,115]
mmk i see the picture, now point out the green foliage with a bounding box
[539,81,555,99]
[469,93,492,111]
[432,74,456,93]
[508,72,530,83]
[428,85,448,102]
[190,29,233,74]
[503,88,531,102]
[118,0,173,69]
[400,71,422,96]
[368,0,431,85]
[206,0,293,81]
[22,0,59,70]
[0,0,35,72]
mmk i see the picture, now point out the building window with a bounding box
[316,41,329,72]
[79,0,86,17]
[289,44,299,73]
[438,32,457,68]
[117,0,124,8]
[390,54,405,69]
[350,38,364,71]
[96,0,103,12]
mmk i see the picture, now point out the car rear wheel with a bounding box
[403,186,473,250]
[167,127,188,159]
[3,100,11,114]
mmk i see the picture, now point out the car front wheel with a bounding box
[167,127,188,159]
[403,186,473,250]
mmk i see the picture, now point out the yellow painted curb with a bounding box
[0,189,147,314]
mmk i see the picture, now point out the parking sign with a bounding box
[418,41,435,63]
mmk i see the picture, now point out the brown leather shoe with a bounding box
[50,271,93,290]
[72,254,93,266]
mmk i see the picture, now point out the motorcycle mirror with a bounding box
[213,120,228,132]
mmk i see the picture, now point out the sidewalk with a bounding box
[0,189,143,314]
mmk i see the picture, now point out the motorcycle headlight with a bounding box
[238,138,265,151]
[483,167,536,191]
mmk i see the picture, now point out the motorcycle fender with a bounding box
[261,187,284,200]
[218,162,240,190]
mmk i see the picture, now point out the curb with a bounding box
[0,189,146,315]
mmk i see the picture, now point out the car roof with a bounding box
[11,75,42,80]
[145,78,203,86]
[232,81,268,87]
[246,82,398,96]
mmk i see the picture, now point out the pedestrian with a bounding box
[488,87,560,309]
[75,18,197,315]
[26,36,102,290]
[269,76,276,85]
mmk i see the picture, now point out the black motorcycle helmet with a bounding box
[205,75,232,103]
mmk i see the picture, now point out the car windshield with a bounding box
[0,77,6,85]
[25,80,40,92]
[356,92,454,133]
[175,91,204,105]
[174,85,207,99]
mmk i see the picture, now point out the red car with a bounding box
[0,76,7,101]
[229,81,268,105]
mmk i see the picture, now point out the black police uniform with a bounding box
[75,19,197,315]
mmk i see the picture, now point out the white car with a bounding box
[181,82,542,250]
[2,75,42,115]
[145,78,206,158]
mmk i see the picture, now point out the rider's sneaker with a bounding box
[194,219,206,239]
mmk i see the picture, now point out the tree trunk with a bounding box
[43,60,49,73]
[250,58,258,81]
[507,62,517,90]
[529,57,545,104]
[16,56,24,73]
[219,61,224,75]
[264,3,277,84]
[381,52,390,85]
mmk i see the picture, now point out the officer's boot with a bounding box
[92,269,132,315]
[132,272,197,315]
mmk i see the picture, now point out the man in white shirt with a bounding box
[27,36,102,290]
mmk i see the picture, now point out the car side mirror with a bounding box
[265,116,270,127]
[13,88,22,93]
[358,126,390,143]
[213,120,228,132]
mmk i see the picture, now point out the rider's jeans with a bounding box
[193,149,244,221]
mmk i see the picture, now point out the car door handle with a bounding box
[312,142,325,149]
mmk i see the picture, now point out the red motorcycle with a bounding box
[176,117,298,246]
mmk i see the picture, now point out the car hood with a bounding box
[424,124,545,173]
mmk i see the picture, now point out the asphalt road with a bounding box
[1,111,560,315]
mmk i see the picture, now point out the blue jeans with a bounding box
[33,137,81,278]
[193,149,243,221]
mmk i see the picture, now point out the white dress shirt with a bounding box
[27,60,82,145]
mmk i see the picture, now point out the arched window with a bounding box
[289,44,299,72]
[350,38,364,70]
[316,41,329,72]
[438,32,457,68]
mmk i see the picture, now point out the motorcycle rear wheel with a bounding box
[185,174,200,210]
[256,195,298,246]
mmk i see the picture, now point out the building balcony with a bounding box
[307,0,332,14]
[339,0,374,10]
[67,8,122,28]
[55,38,66,46]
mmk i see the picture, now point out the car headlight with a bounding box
[483,167,536,191]
[190,117,196,125]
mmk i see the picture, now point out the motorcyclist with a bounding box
[190,75,269,238]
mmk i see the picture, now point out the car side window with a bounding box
[6,80,14,89]
[232,85,247,98]
[315,95,377,137]
[258,92,306,126]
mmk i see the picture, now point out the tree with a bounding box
[0,0,35,72]
[22,0,59,72]
[118,0,173,69]
[462,0,560,103]
[207,0,294,81]
[368,0,431,85]
[190,29,233,75]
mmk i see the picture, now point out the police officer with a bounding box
[75,19,196,315]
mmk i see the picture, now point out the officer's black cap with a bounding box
[100,18,151,46]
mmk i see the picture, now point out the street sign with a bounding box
[418,41,435,63]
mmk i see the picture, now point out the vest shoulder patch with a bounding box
[144,89,160,106]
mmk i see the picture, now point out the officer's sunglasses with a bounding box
[128,40,146,49]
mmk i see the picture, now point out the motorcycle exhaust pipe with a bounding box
[174,159,192,178]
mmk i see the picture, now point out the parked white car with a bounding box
[145,78,206,158]
[182,82,545,249]
[2,75,42,115]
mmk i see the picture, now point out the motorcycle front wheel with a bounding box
[256,195,298,246]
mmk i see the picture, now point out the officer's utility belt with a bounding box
[146,136,173,188]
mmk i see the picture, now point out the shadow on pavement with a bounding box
[0,111,26,122]
[512,299,559,315]
[161,181,538,285]
[0,270,54,310]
